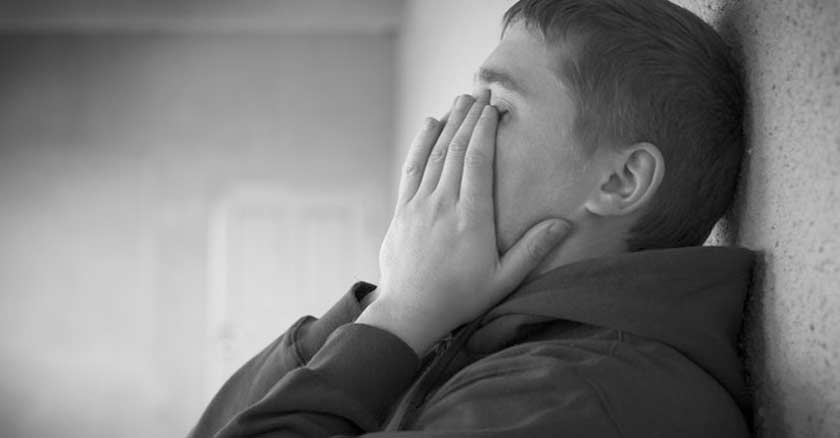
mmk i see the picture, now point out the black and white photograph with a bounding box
[0,1,838,437]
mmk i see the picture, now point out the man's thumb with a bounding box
[497,219,572,290]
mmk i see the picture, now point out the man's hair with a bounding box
[503,0,746,251]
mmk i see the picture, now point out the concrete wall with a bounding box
[0,31,396,438]
[670,1,840,437]
[397,1,840,437]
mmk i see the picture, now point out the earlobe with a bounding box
[583,143,665,217]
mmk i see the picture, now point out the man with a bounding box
[190,0,753,436]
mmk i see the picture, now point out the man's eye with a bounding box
[491,101,511,121]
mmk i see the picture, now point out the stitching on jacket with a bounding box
[427,363,537,405]
[581,375,624,437]
[608,330,623,357]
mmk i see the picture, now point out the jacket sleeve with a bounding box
[203,326,620,438]
[188,281,378,438]
[211,323,421,438]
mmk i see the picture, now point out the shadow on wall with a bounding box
[696,0,840,437]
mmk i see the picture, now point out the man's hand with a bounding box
[357,91,571,356]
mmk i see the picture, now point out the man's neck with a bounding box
[521,219,629,285]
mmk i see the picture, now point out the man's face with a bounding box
[475,22,598,252]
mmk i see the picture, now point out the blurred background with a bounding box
[0,0,514,436]
[1,1,839,437]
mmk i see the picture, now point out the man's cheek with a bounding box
[492,131,515,185]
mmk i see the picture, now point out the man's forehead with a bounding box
[473,65,528,96]
[476,39,568,98]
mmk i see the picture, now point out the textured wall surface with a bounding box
[399,1,840,437]
[671,1,840,437]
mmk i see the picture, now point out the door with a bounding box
[204,184,370,398]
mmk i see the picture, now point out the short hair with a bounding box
[503,0,746,250]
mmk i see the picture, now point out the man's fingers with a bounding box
[438,90,491,198]
[417,94,475,195]
[460,104,499,211]
[496,219,572,293]
[396,117,443,206]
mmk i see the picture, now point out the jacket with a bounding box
[189,246,755,437]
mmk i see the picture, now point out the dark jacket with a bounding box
[189,246,754,437]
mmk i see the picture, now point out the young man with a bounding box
[190,0,753,436]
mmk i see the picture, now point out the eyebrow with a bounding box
[474,67,527,96]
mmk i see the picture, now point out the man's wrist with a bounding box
[356,297,441,357]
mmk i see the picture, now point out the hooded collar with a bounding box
[466,246,755,412]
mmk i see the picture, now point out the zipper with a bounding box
[382,332,454,430]
[384,316,486,430]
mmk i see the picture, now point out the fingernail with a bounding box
[547,220,571,236]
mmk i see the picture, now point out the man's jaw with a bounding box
[520,213,630,285]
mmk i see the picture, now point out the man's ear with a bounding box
[583,143,665,217]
